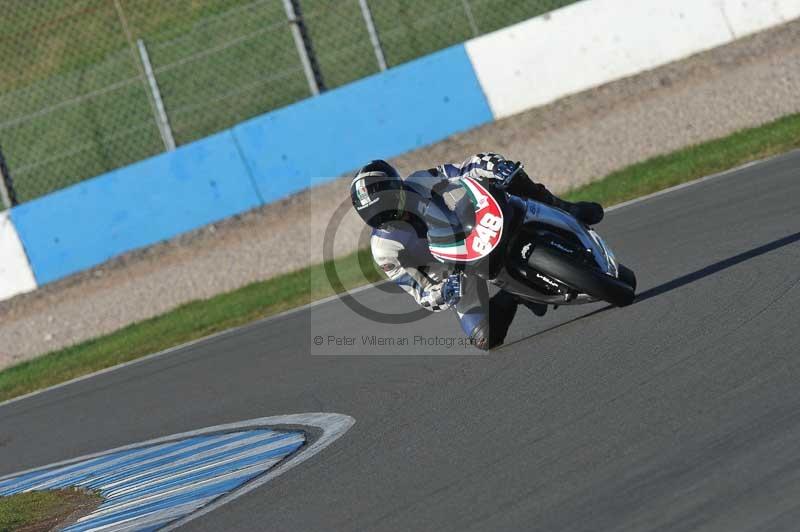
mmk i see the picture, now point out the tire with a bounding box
[528,246,635,307]
[617,263,637,292]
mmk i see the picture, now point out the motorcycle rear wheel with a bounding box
[528,246,636,307]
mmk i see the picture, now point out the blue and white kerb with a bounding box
[0,429,305,531]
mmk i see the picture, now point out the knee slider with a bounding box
[468,320,494,351]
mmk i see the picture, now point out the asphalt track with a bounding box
[1,151,799,531]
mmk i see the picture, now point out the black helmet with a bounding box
[350,160,406,228]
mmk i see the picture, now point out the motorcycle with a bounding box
[421,166,636,307]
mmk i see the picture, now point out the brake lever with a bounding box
[499,161,525,189]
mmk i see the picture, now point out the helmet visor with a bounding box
[352,174,406,226]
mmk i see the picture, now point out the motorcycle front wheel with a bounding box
[528,246,636,307]
[617,263,637,292]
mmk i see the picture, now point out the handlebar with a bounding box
[497,161,525,189]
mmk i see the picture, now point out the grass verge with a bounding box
[0,248,382,402]
[564,112,800,204]
[0,489,101,532]
[1,112,799,402]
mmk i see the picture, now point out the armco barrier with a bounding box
[3,0,799,295]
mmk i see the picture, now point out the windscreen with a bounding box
[423,181,476,245]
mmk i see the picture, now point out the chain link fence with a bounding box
[0,0,578,208]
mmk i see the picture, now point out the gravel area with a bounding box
[1,20,799,369]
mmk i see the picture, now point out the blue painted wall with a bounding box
[234,45,493,202]
[11,131,260,285]
[11,44,492,285]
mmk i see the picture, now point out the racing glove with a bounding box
[441,274,463,307]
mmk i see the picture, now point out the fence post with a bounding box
[0,142,18,208]
[137,39,176,151]
[113,0,177,154]
[462,0,480,37]
[358,0,387,71]
[282,0,325,96]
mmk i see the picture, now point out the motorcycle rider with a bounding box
[349,153,604,350]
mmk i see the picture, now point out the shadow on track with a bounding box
[635,230,800,304]
[500,231,800,349]
[499,306,613,350]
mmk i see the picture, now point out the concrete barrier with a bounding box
[10,131,260,285]
[0,211,37,300]
[720,0,800,38]
[466,0,800,119]
[6,44,491,287]
[234,44,492,202]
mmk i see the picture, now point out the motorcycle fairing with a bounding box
[521,200,619,277]
[428,177,505,263]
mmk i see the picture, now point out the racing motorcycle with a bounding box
[422,166,636,307]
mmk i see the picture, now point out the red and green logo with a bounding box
[429,178,504,263]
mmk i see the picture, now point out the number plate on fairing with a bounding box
[429,177,504,263]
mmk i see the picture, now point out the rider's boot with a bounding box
[550,197,604,226]
[506,171,604,225]
[467,290,518,350]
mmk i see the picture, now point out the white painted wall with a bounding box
[467,0,800,119]
[0,211,37,301]
[721,0,800,37]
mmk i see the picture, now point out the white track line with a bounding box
[605,151,795,212]
[2,148,796,410]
